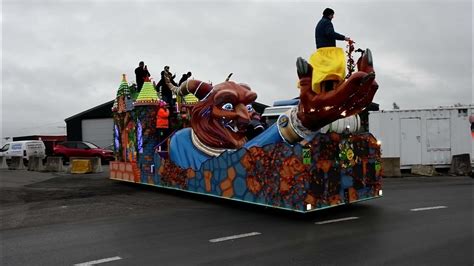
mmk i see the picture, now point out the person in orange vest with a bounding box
[156,101,170,128]
[156,101,170,150]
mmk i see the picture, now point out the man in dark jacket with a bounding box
[135,61,146,91]
[314,8,352,92]
[315,8,351,49]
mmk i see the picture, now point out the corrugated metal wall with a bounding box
[369,106,473,168]
[81,118,114,148]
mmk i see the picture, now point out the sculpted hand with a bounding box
[296,51,378,131]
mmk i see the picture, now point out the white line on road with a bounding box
[74,256,122,266]
[315,216,359,225]
[209,232,261,243]
[410,206,447,212]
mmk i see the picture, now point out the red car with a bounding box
[53,141,114,162]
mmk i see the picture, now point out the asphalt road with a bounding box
[0,169,472,266]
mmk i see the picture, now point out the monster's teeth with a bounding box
[223,119,240,133]
[224,124,238,133]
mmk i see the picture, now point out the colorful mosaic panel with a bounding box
[135,106,159,184]
[144,132,383,212]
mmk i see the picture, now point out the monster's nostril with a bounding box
[237,118,250,128]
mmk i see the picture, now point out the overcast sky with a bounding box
[1,0,473,141]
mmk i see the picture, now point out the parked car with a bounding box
[53,141,114,162]
[0,140,46,163]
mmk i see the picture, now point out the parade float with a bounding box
[110,44,383,213]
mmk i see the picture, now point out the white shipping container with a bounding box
[369,105,474,169]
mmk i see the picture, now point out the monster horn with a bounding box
[165,78,213,100]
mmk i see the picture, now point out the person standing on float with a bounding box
[312,8,352,93]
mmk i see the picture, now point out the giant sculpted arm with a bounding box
[279,49,378,144]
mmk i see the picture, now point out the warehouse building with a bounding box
[65,100,114,148]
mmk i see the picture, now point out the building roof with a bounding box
[65,100,114,122]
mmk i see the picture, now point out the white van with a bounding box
[0,141,46,161]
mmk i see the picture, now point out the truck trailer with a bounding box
[369,105,474,169]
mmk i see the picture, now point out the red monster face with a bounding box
[191,81,257,149]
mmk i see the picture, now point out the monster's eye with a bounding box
[222,103,234,111]
[246,104,254,112]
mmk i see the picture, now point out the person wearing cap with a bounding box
[311,8,352,93]
[315,8,351,49]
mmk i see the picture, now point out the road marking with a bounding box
[74,256,122,266]
[315,216,359,225]
[209,232,261,243]
[410,206,447,212]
